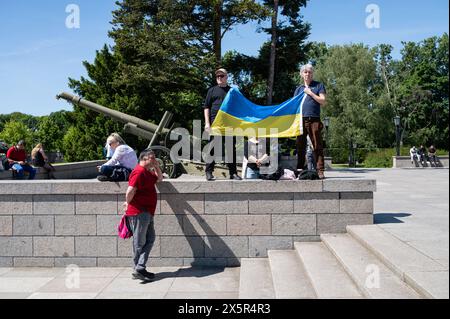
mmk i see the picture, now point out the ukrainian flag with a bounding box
[211,88,306,138]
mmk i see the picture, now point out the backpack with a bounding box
[109,167,131,182]
[118,215,133,239]
[260,167,284,181]
[1,157,10,171]
[298,170,320,180]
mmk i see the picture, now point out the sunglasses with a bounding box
[216,74,226,78]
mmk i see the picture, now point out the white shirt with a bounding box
[103,144,138,170]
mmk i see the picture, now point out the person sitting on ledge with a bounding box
[428,145,438,167]
[409,146,419,164]
[6,140,36,180]
[243,137,271,179]
[31,143,56,179]
[418,144,428,165]
[97,133,138,182]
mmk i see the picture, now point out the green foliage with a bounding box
[363,148,396,168]
[314,44,377,153]
[0,121,34,148]
[0,113,39,134]
[361,146,444,168]
[62,126,104,162]
[307,34,448,157]
[393,34,448,148]
[36,111,72,152]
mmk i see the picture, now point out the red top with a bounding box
[126,164,158,216]
[6,146,26,163]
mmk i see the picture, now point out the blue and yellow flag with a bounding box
[211,88,306,138]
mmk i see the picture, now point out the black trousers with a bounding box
[205,135,237,175]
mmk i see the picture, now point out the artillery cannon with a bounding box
[56,92,181,178]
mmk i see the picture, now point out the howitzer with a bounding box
[56,92,180,178]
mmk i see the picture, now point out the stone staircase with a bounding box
[239,225,449,299]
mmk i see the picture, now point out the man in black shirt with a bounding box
[203,68,242,181]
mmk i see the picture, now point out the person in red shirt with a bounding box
[6,140,36,180]
[123,149,163,282]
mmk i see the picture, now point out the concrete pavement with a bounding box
[326,168,449,270]
[0,266,239,299]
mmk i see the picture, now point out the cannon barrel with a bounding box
[123,123,155,140]
[56,92,169,135]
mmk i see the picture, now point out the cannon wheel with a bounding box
[148,145,179,179]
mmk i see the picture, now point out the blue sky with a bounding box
[0,0,448,116]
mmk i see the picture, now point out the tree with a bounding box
[36,111,72,152]
[313,44,378,155]
[266,0,279,105]
[66,0,273,161]
[0,121,35,148]
[223,1,310,105]
[175,0,269,67]
[395,34,449,149]
[62,126,103,162]
[263,0,309,104]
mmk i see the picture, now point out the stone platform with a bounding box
[0,176,375,267]
[0,160,105,180]
[393,155,448,168]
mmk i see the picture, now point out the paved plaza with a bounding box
[0,168,448,299]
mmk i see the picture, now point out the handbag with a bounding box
[117,214,133,239]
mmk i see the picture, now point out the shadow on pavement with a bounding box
[141,266,226,284]
[374,212,411,224]
[330,168,381,173]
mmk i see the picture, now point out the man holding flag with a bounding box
[293,63,327,179]
[203,68,242,181]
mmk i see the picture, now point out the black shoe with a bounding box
[206,171,216,181]
[97,175,112,182]
[132,269,155,281]
[230,174,242,180]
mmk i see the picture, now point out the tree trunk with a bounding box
[213,0,223,67]
[266,0,279,105]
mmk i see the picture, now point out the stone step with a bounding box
[321,233,421,299]
[238,258,275,299]
[347,225,449,299]
[267,250,316,299]
[294,242,363,299]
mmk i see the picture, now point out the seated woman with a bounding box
[31,143,56,179]
[243,137,270,179]
[97,133,138,181]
